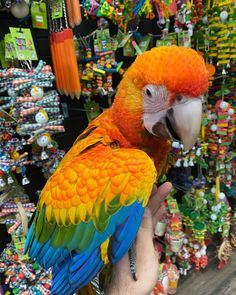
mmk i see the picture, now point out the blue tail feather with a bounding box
[52,270,70,294]
[40,246,56,265]
[52,275,68,294]
[86,204,133,251]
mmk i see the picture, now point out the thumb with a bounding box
[135,207,159,282]
[136,207,154,260]
[139,207,154,233]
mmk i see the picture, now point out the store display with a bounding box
[0,0,235,295]
[0,16,65,295]
[0,60,65,179]
[0,109,31,187]
[0,244,52,294]
[77,19,121,99]
[207,1,236,67]
[0,182,52,294]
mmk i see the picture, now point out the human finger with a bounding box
[148,182,172,216]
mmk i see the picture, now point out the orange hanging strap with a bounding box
[51,33,62,93]
[64,28,81,99]
[63,28,74,98]
[54,31,67,95]
[66,0,75,28]
[49,34,60,91]
[71,0,82,27]
[60,29,71,95]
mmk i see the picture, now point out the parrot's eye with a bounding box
[176,94,183,102]
[146,88,152,97]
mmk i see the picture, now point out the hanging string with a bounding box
[62,0,69,29]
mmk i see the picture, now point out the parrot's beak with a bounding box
[166,99,202,150]
[149,98,202,150]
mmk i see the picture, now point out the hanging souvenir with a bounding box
[31,1,48,29]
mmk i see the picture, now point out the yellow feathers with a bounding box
[100,238,110,264]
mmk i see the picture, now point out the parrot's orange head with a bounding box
[112,45,209,150]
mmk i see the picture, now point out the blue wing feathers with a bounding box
[29,239,42,258]
[70,249,100,284]
[41,244,68,269]
[24,224,33,251]
[108,202,144,264]
[52,247,104,295]
[70,250,94,273]
[25,202,145,294]
[26,232,69,269]
[78,260,103,291]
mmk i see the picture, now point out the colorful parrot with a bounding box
[25,46,209,295]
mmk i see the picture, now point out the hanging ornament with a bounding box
[220,10,228,22]
[36,133,51,148]
[7,88,17,97]
[35,110,49,124]
[21,166,30,185]
[48,0,81,99]
[210,124,218,132]
[217,238,233,269]
[30,85,44,99]
[66,0,82,28]
[202,15,208,24]
[155,217,168,237]
[0,177,6,187]
[10,1,29,19]
[40,149,49,160]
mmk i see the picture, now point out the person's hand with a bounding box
[106,182,172,295]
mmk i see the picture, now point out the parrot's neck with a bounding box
[90,109,134,148]
[93,109,171,174]
[109,106,169,151]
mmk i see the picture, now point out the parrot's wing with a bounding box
[58,110,110,167]
[25,145,156,294]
